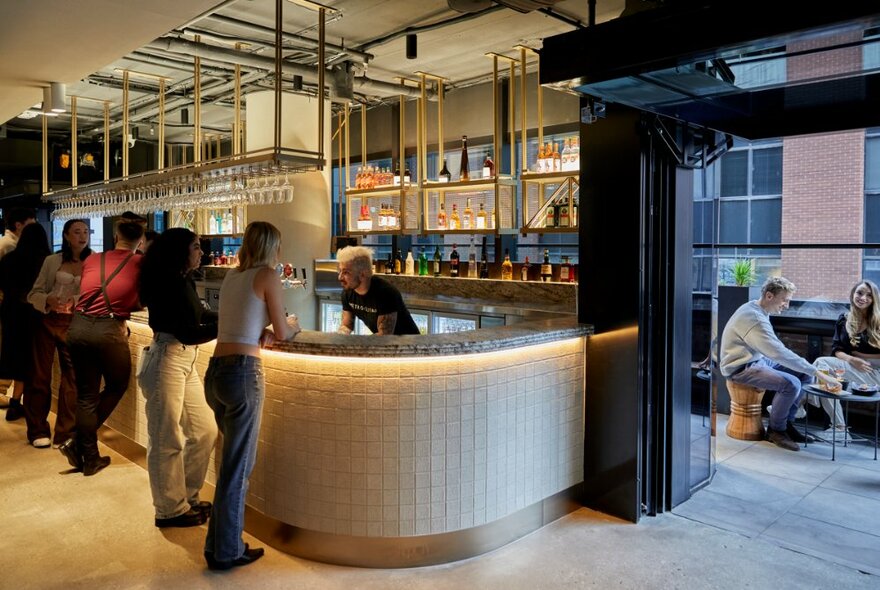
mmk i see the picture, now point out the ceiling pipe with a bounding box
[202,13,373,64]
[145,37,425,99]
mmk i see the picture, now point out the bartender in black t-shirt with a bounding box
[336,246,420,335]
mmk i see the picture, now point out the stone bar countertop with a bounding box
[269,316,591,357]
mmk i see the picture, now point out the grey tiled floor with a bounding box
[674,413,880,575]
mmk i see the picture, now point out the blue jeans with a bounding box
[203,355,264,562]
[137,333,217,519]
[728,358,812,432]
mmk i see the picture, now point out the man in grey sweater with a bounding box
[720,276,839,451]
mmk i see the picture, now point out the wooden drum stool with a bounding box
[726,381,766,441]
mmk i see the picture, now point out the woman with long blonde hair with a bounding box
[202,221,300,570]
[811,280,880,438]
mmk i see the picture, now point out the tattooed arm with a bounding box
[376,312,398,335]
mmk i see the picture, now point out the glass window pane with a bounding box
[752,147,782,195]
[719,200,747,243]
[750,199,781,243]
[719,151,748,197]
[867,137,880,191]
[867,194,880,243]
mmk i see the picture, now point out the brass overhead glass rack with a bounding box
[42,0,330,233]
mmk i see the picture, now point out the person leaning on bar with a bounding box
[336,245,420,335]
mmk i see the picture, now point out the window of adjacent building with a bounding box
[693,138,783,290]
[864,131,880,284]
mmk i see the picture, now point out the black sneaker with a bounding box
[767,428,799,451]
[5,398,23,421]
[156,508,206,528]
[786,422,815,444]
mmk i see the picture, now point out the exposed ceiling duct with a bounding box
[145,36,424,100]
[447,0,567,13]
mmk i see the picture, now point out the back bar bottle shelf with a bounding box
[344,184,419,234]
[171,205,247,237]
[520,172,578,233]
[422,177,517,234]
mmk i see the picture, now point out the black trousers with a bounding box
[67,313,131,459]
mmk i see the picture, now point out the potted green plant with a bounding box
[730,258,756,287]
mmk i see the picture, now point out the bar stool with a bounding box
[726,381,766,441]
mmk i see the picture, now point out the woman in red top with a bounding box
[58,216,144,476]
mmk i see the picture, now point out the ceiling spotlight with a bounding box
[406,34,417,60]
[42,82,66,113]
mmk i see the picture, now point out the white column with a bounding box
[246,90,332,331]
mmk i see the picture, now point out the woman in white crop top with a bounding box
[202,221,299,570]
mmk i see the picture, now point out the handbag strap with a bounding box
[78,251,135,317]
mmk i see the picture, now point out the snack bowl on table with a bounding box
[851,383,879,396]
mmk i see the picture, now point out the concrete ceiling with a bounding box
[0,0,229,124]
[0,0,626,142]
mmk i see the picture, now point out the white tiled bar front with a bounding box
[107,317,589,567]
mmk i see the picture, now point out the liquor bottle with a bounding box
[358,203,372,231]
[433,246,442,277]
[558,200,570,228]
[437,202,448,230]
[561,138,571,171]
[394,249,403,275]
[385,252,393,275]
[501,248,513,280]
[404,166,412,185]
[541,249,552,282]
[450,244,460,277]
[544,142,553,171]
[405,250,415,275]
[463,198,473,230]
[467,238,477,278]
[521,256,531,281]
[438,159,451,183]
[559,256,571,282]
[552,142,561,172]
[536,144,545,173]
[476,203,487,230]
[482,153,495,179]
[479,237,489,279]
[219,251,227,266]
[208,214,218,235]
[570,136,580,170]
[208,251,216,266]
[572,195,579,228]
[393,161,400,186]
[545,199,556,228]
[448,203,459,230]
[459,135,470,181]
[377,203,386,229]
[394,206,402,229]
[418,247,428,276]
[356,166,363,189]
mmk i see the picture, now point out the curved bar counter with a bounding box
[113,316,590,567]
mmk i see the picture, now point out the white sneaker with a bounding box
[823,427,850,442]
[32,437,51,448]
[767,405,772,415]
[795,405,807,419]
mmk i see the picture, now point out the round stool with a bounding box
[726,381,766,441]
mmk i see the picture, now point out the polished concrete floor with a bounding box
[675,413,880,577]
[2,408,878,590]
